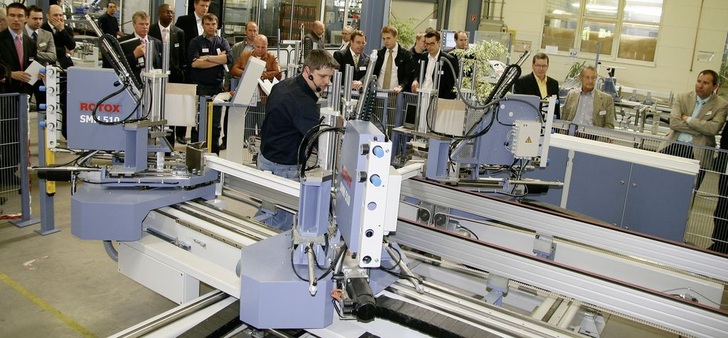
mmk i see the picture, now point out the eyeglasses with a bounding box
[424,41,438,46]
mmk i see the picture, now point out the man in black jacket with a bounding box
[150,4,186,148]
[42,5,74,70]
[411,30,459,99]
[371,25,414,94]
[0,3,37,185]
[513,53,561,119]
[115,11,162,84]
[174,0,210,144]
[333,30,368,91]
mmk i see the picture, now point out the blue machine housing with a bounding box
[67,67,138,151]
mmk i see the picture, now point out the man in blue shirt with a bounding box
[188,13,232,155]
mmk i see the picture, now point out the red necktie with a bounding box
[15,35,24,69]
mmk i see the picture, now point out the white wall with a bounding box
[497,0,728,95]
[390,0,438,33]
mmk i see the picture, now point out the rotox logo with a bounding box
[79,102,121,113]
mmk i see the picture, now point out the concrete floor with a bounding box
[0,113,704,337]
[0,112,176,337]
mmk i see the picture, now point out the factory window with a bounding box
[542,0,663,62]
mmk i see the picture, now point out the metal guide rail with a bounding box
[400,177,728,282]
[391,217,728,338]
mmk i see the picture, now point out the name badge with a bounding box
[359,66,366,71]
[138,57,145,66]
[599,110,607,116]
[202,48,209,53]
[174,43,180,47]
[39,42,47,47]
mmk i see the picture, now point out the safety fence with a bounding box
[554,122,728,254]
[0,93,34,226]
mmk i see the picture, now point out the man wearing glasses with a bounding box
[333,30,368,91]
[561,65,614,128]
[513,52,561,118]
[411,30,459,99]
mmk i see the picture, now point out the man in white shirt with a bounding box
[339,25,353,51]
[25,5,56,107]
[411,30,458,99]
[371,25,414,94]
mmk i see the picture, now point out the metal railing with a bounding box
[0,93,36,227]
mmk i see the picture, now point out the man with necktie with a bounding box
[115,11,163,84]
[0,2,37,186]
[25,5,56,107]
[333,30,368,91]
[371,25,414,94]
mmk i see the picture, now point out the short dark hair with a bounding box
[7,2,27,14]
[107,1,117,8]
[455,31,467,41]
[26,5,43,15]
[424,31,440,41]
[303,49,339,72]
[699,69,720,86]
[532,53,549,65]
[195,0,211,4]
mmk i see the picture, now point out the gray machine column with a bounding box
[360,0,390,52]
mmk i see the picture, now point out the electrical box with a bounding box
[512,120,541,158]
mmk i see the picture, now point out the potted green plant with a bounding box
[450,40,508,103]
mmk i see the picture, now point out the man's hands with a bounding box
[133,44,146,58]
[11,71,31,84]
[49,15,65,31]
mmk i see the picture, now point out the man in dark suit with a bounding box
[114,11,162,84]
[0,3,37,94]
[150,4,186,148]
[333,30,368,91]
[411,30,459,99]
[175,0,210,144]
[42,5,75,70]
[513,52,561,118]
[371,25,414,94]
[150,4,185,83]
[0,3,37,185]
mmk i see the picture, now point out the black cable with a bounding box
[297,122,331,178]
[91,83,128,125]
[458,225,480,240]
[369,112,390,142]
[299,126,345,179]
[379,242,403,272]
[289,242,346,282]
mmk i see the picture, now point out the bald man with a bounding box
[303,20,325,60]
[231,34,281,146]
[340,25,353,51]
